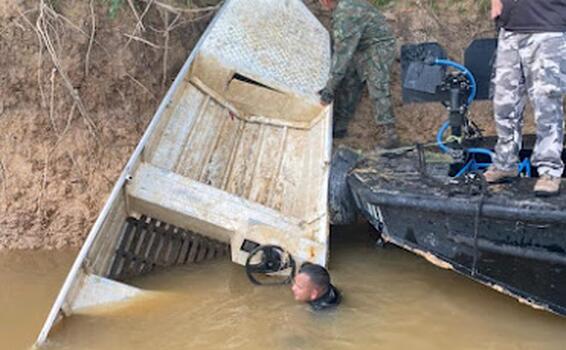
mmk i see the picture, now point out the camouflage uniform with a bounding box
[492,29,566,178]
[321,0,396,135]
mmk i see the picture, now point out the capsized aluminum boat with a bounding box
[35,0,332,346]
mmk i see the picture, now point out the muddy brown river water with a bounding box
[2,226,566,350]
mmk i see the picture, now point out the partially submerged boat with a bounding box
[36,0,332,346]
[348,41,566,316]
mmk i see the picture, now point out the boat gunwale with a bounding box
[349,172,566,224]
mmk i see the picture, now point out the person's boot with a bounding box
[378,124,399,149]
[483,165,517,183]
[534,175,561,197]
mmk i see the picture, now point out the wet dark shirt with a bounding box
[308,284,342,311]
[500,0,566,32]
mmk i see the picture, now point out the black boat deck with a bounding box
[352,148,566,219]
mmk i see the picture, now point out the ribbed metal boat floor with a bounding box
[108,216,229,280]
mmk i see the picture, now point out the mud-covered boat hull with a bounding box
[349,147,566,316]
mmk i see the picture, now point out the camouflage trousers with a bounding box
[492,29,566,177]
[333,43,396,134]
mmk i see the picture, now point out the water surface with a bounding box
[0,250,76,350]
[3,227,565,350]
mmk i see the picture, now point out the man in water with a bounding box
[484,0,566,196]
[317,0,399,148]
[291,262,341,311]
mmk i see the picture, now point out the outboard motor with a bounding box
[399,39,528,178]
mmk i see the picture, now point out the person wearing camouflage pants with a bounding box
[317,0,398,148]
[485,0,566,196]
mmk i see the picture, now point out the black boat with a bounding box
[341,40,566,316]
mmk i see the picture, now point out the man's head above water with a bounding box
[292,262,331,302]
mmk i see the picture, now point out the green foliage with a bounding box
[371,0,394,8]
[46,0,61,12]
[104,0,124,19]
[477,0,491,14]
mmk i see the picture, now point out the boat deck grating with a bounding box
[108,215,229,281]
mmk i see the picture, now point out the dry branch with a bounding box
[127,0,146,32]
[36,0,98,138]
[160,9,171,90]
[16,7,49,109]
[56,102,77,146]
[17,0,221,142]
[126,73,157,100]
[1,8,38,36]
[48,67,59,134]
[141,0,223,15]
[36,148,50,218]
[123,33,161,49]
[85,0,96,77]
[0,157,7,198]
[124,0,155,49]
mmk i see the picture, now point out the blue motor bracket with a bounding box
[431,58,530,178]
[431,58,482,173]
[402,40,529,178]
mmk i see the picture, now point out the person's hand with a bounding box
[318,87,334,106]
[491,0,503,19]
